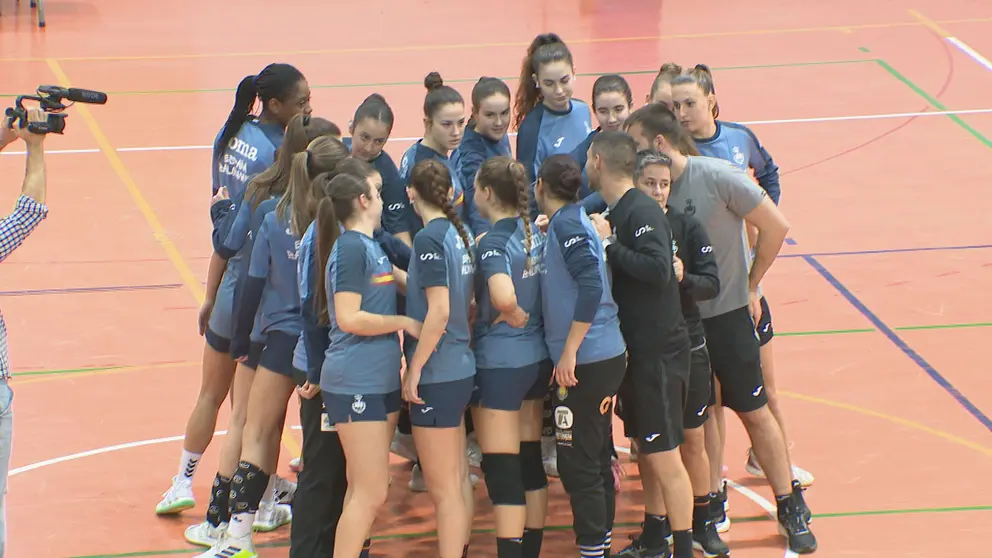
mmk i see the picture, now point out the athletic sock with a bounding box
[522,528,544,558]
[496,537,523,558]
[226,461,271,539]
[693,495,711,527]
[641,514,668,548]
[672,530,693,558]
[178,449,202,481]
[205,474,231,527]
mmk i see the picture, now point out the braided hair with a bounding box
[409,159,473,262]
[475,156,533,270]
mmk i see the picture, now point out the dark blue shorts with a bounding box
[410,376,475,428]
[204,328,263,370]
[323,389,402,424]
[474,359,554,411]
[258,331,299,378]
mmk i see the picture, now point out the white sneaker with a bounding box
[253,501,292,532]
[466,434,482,468]
[289,457,303,474]
[184,521,225,547]
[390,431,418,462]
[155,475,195,515]
[272,475,296,505]
[541,436,559,477]
[194,529,255,558]
[745,448,815,487]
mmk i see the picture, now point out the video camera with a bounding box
[4,85,108,135]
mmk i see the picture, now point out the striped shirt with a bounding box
[0,195,50,380]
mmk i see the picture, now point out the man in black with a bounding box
[584,130,695,558]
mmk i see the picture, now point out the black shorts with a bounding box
[757,296,774,346]
[616,345,689,454]
[206,328,263,370]
[410,376,475,428]
[323,389,402,424]
[258,331,299,378]
[702,305,767,414]
[474,359,554,411]
[683,343,713,430]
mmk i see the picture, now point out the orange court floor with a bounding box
[0,0,990,557]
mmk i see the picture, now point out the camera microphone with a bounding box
[37,86,109,105]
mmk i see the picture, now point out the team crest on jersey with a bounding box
[351,395,367,414]
[684,199,696,217]
[731,146,746,169]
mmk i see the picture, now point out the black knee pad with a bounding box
[519,441,548,492]
[481,453,526,506]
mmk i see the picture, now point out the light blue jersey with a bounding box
[404,217,476,385]
[473,217,549,369]
[694,121,781,204]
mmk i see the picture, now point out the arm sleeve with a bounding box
[604,204,673,287]
[554,219,602,324]
[413,230,449,288]
[478,233,512,280]
[712,162,767,218]
[680,217,720,301]
[375,229,412,271]
[215,202,252,260]
[742,126,782,205]
[516,111,542,185]
[230,221,270,357]
[377,154,413,234]
[0,196,48,264]
[332,234,369,294]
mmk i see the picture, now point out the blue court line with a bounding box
[0,283,183,297]
[779,243,992,259]
[793,248,992,432]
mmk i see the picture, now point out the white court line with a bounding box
[947,37,992,72]
[615,445,796,558]
[2,107,991,157]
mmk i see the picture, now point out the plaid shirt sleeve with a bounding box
[0,194,49,263]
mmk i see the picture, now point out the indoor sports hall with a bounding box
[0,0,990,556]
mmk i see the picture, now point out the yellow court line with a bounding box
[0,17,989,63]
[12,361,198,386]
[779,390,992,457]
[44,59,206,304]
[908,9,954,38]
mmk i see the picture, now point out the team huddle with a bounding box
[154,32,818,558]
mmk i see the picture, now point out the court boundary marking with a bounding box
[2,16,991,62]
[910,9,992,73]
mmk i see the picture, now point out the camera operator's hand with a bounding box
[0,117,17,151]
[15,108,48,147]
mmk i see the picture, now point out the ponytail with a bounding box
[410,159,473,263]
[214,75,257,164]
[476,157,532,269]
[513,33,574,130]
[278,136,350,237]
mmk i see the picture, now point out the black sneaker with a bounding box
[692,520,730,557]
[709,493,730,533]
[777,494,817,554]
[615,534,671,558]
[792,480,812,524]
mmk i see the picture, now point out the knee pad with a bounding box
[519,441,548,492]
[481,453,526,506]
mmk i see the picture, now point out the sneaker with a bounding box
[615,534,670,557]
[777,494,817,554]
[710,492,730,533]
[466,433,483,468]
[154,475,195,515]
[541,436,559,477]
[745,447,815,487]
[288,457,303,474]
[253,502,292,532]
[184,521,226,548]
[194,529,256,558]
[692,520,730,557]
[390,431,418,462]
[272,475,296,505]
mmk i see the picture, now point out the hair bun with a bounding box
[424,72,444,91]
[363,92,387,104]
[560,165,582,190]
[536,33,563,46]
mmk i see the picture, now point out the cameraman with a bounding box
[0,107,49,557]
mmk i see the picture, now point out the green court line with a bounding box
[12,320,990,378]
[872,56,992,149]
[63,505,992,558]
[0,59,871,98]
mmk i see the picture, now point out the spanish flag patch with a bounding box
[370,272,395,285]
[454,191,464,207]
